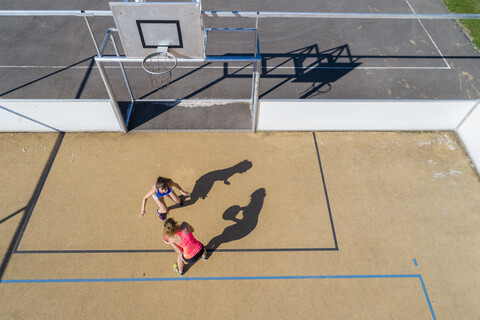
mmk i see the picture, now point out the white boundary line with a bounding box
[404,0,451,69]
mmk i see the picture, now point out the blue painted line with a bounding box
[209,28,255,31]
[1,274,420,284]
[1,273,436,319]
[414,258,418,266]
[418,275,437,320]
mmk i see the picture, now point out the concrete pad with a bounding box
[128,101,252,131]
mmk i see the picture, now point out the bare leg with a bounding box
[167,190,182,205]
[177,253,185,273]
[153,196,168,214]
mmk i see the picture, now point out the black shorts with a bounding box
[182,244,205,263]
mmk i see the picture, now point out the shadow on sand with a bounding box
[206,188,266,257]
[178,160,253,209]
[182,188,266,274]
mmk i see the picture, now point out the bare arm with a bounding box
[139,188,156,219]
[170,180,191,197]
[169,242,183,254]
[181,222,194,233]
[164,235,183,253]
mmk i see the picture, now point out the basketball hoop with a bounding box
[142,51,177,89]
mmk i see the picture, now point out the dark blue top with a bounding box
[156,187,172,198]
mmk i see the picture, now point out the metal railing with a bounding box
[2,10,480,20]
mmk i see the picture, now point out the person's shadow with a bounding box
[206,188,266,256]
[181,188,265,274]
[181,160,253,206]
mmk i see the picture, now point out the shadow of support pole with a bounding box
[0,132,65,280]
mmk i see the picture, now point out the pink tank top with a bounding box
[177,229,202,259]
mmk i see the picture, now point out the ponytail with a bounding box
[164,218,179,237]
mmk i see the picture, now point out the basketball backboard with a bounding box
[110,1,205,59]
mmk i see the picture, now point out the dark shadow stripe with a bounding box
[0,207,26,225]
[15,247,338,254]
[13,133,65,253]
[0,57,94,98]
[139,63,211,99]
[75,57,95,99]
[1,132,64,279]
[0,106,62,132]
[313,132,339,250]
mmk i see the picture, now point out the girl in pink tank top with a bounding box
[163,218,208,276]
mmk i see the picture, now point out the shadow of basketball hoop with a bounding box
[259,44,361,98]
[123,44,361,130]
[138,44,360,101]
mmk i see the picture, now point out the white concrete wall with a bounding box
[257,99,480,176]
[1,98,479,175]
[456,102,480,174]
[258,100,476,131]
[0,100,123,132]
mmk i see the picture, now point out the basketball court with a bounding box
[1,131,480,318]
[1,0,480,319]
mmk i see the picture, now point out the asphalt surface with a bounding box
[1,0,480,130]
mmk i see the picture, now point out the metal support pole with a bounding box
[84,16,101,57]
[110,35,136,128]
[110,35,134,104]
[100,28,115,54]
[251,29,261,132]
[201,11,480,20]
[95,59,127,133]
[254,18,259,58]
[251,59,261,133]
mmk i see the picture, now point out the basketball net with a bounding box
[142,49,177,89]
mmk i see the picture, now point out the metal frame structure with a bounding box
[2,10,480,19]
[1,10,480,132]
[89,24,261,133]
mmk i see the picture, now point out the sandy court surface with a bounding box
[0,133,59,260]
[13,132,332,253]
[1,131,479,319]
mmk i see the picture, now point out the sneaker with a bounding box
[157,210,166,221]
[177,200,184,207]
[173,263,183,276]
[202,248,208,261]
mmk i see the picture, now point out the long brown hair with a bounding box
[156,177,172,190]
[164,218,180,237]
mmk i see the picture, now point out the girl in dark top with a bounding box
[139,177,191,220]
